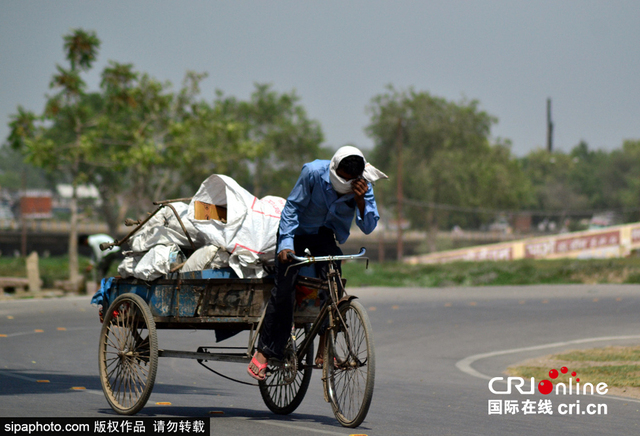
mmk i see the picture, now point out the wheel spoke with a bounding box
[106,358,122,381]
[115,307,126,349]
[112,360,125,404]
[105,329,122,352]
[130,364,145,398]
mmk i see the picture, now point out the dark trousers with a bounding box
[258,227,342,360]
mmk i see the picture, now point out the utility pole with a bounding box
[395,118,404,261]
[546,98,553,152]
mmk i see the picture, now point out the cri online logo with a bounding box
[489,366,608,396]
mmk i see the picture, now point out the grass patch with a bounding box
[0,255,95,288]
[511,364,640,388]
[508,346,640,389]
[341,256,640,287]
[554,346,640,362]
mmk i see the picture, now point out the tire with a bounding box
[98,293,158,415]
[259,324,313,415]
[324,299,375,428]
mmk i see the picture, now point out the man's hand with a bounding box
[352,177,368,199]
[278,249,295,264]
[352,178,368,216]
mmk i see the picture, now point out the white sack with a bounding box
[181,245,231,272]
[128,244,179,281]
[117,253,143,279]
[187,174,285,278]
[181,245,219,272]
[210,250,231,270]
[129,202,206,252]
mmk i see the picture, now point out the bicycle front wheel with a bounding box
[325,299,375,428]
[98,293,158,415]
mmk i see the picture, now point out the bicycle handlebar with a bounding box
[287,247,367,264]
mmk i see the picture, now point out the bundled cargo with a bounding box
[187,174,285,278]
[113,174,285,280]
[127,202,207,253]
[118,243,182,281]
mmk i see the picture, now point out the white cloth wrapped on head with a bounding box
[329,145,388,194]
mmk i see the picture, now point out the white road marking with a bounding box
[455,334,640,404]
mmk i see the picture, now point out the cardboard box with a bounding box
[194,201,227,222]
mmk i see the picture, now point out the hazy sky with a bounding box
[1,1,639,157]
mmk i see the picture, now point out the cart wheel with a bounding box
[259,324,313,415]
[98,293,158,415]
[325,299,375,428]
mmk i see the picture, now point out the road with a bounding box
[1,284,640,435]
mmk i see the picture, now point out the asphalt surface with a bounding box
[2,284,640,435]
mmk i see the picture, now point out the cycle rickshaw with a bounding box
[94,200,375,428]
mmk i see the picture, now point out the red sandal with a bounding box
[247,355,268,381]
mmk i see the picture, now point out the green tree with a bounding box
[91,62,176,231]
[366,86,533,252]
[521,149,590,215]
[162,74,254,197]
[213,84,327,197]
[0,145,51,191]
[8,31,186,282]
[7,30,329,284]
[9,29,102,287]
[152,82,327,202]
[7,32,207,244]
[568,141,611,210]
[604,140,640,222]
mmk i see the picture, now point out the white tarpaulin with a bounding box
[187,174,285,278]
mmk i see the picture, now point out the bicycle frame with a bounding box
[286,248,369,365]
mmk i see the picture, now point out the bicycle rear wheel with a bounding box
[259,324,313,415]
[325,299,375,428]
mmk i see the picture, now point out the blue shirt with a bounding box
[278,159,379,252]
